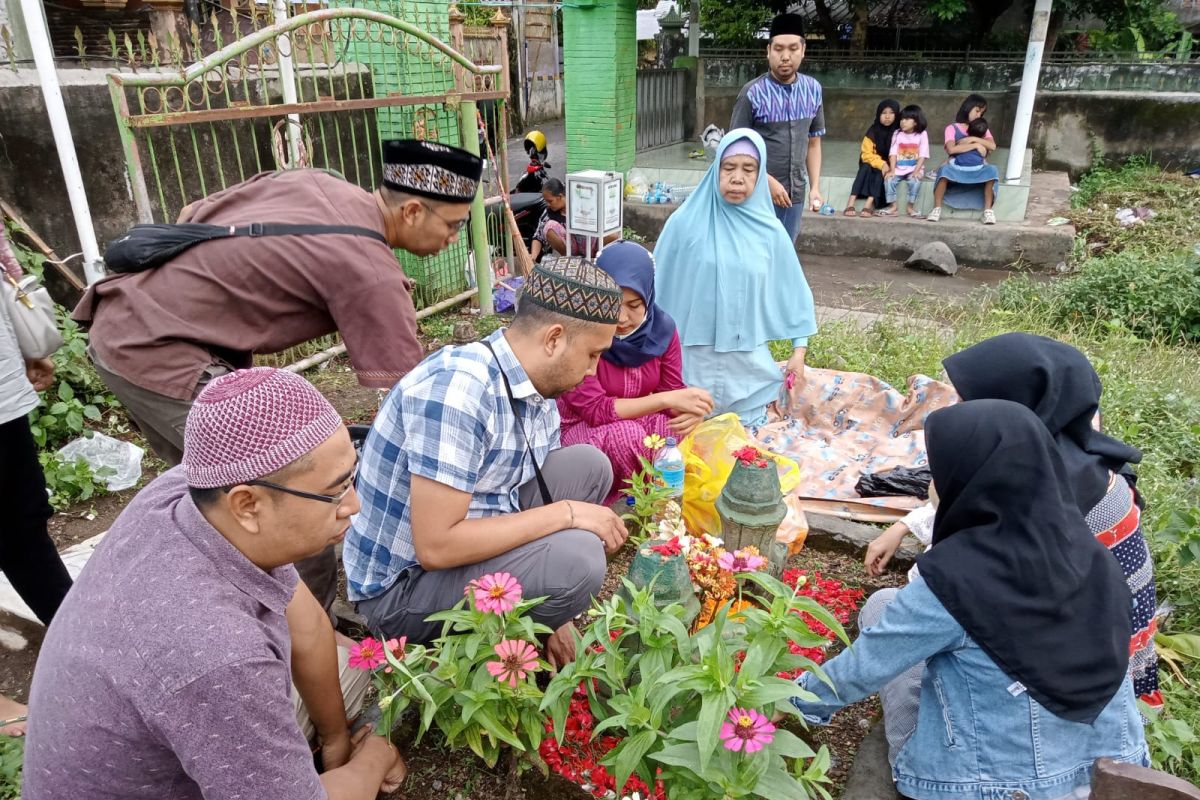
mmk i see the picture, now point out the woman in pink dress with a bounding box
[557,242,714,503]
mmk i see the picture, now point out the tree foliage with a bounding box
[692,0,1182,51]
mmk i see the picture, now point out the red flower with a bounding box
[649,537,683,557]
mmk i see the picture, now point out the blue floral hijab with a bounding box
[653,128,817,353]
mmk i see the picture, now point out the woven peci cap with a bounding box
[183,368,344,489]
[381,139,483,203]
[521,255,622,324]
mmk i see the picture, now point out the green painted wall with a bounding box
[563,0,638,174]
[333,0,471,306]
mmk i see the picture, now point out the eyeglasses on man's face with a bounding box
[234,459,360,506]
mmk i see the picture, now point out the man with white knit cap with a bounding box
[24,368,405,800]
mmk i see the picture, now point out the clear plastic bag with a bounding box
[58,432,144,491]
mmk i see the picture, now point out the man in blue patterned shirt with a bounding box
[345,257,628,666]
[730,13,826,242]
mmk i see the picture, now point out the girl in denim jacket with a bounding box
[790,399,1148,800]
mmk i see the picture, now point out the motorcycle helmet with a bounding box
[523,130,548,160]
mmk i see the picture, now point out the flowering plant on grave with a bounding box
[348,572,554,770]
[777,570,866,678]
[621,435,677,542]
[540,569,847,800]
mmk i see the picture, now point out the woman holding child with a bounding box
[557,241,713,503]
[654,129,817,427]
[792,399,1149,800]
[928,93,1000,224]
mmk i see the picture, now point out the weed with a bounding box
[0,736,20,800]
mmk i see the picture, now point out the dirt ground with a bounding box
[4,259,941,795]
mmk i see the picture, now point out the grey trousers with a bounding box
[357,445,614,643]
[90,350,339,613]
[859,587,923,766]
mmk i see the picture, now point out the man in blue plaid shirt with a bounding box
[345,257,629,666]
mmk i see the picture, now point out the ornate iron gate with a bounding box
[107,5,508,314]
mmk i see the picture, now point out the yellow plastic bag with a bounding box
[679,413,801,537]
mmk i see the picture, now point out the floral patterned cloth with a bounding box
[755,367,958,515]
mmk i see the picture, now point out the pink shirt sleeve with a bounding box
[556,373,620,428]
[888,130,900,157]
[943,123,958,149]
[918,131,930,159]
[656,332,686,393]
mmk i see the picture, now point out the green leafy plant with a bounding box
[352,572,553,771]
[0,735,21,800]
[541,570,843,800]
[1155,508,1200,566]
[38,452,114,511]
[1145,675,1200,778]
[621,435,675,542]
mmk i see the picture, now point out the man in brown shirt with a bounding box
[74,139,484,608]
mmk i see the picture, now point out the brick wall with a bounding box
[563,0,637,173]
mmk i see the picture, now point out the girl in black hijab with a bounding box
[942,333,1161,708]
[918,399,1132,722]
[845,99,900,217]
[791,400,1146,800]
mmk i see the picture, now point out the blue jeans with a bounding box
[773,203,803,243]
[886,174,921,206]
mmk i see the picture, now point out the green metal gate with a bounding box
[106,5,508,314]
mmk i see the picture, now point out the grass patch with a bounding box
[1069,156,1200,261]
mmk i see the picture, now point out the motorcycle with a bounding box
[514,151,550,194]
[484,191,545,254]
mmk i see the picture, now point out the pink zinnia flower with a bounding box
[718,549,767,573]
[471,572,523,615]
[347,637,386,670]
[719,708,775,753]
[485,639,540,687]
[382,637,407,673]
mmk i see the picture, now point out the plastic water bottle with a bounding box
[654,437,685,500]
[819,203,836,216]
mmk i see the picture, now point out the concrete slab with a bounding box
[842,723,903,800]
[624,170,1074,269]
[634,139,1033,222]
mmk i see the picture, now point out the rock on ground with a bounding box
[904,241,959,276]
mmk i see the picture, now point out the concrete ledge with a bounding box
[842,723,903,800]
[806,513,921,565]
[624,170,1075,269]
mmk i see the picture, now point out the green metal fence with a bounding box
[106,5,507,314]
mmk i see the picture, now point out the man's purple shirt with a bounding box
[23,467,326,800]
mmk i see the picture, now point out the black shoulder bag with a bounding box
[482,340,553,507]
[104,222,389,275]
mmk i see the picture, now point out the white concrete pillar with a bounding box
[17,0,104,284]
[1007,0,1052,183]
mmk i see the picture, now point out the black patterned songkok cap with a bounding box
[381,139,483,203]
[522,256,622,324]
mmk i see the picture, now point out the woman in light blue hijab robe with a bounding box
[653,129,818,427]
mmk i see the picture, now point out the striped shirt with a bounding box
[730,72,826,202]
[344,328,560,601]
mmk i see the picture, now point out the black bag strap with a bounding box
[482,340,553,507]
[227,223,388,244]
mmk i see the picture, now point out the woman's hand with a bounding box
[668,412,704,439]
[785,348,807,385]
[25,358,55,392]
[766,174,791,208]
[666,387,714,418]
[864,524,907,577]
